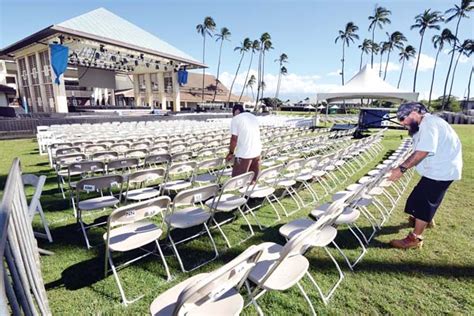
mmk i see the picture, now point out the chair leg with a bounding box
[108,253,144,306]
[37,203,53,243]
[296,281,317,316]
[211,217,232,248]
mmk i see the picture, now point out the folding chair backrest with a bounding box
[68,161,105,176]
[56,153,86,166]
[167,161,197,177]
[127,168,166,184]
[76,174,124,193]
[131,142,150,150]
[92,151,119,161]
[197,157,224,170]
[110,143,130,153]
[174,244,264,315]
[257,164,283,183]
[125,149,149,158]
[221,171,254,193]
[55,147,81,156]
[107,196,171,228]
[284,158,305,173]
[84,144,108,153]
[107,158,139,173]
[149,147,169,155]
[173,184,219,207]
[172,151,193,162]
[196,148,215,159]
[144,154,171,167]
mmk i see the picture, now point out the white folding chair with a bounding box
[22,174,53,243]
[150,244,264,315]
[124,168,166,202]
[166,184,220,272]
[104,197,171,305]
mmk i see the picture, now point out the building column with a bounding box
[145,73,154,109]
[110,89,116,106]
[15,59,27,112]
[24,55,38,112]
[158,72,166,110]
[104,88,108,105]
[172,71,180,112]
[132,74,141,107]
[35,52,49,113]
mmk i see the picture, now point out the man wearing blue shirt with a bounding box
[388,102,462,249]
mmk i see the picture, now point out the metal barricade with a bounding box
[0,158,50,315]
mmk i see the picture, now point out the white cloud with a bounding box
[409,53,436,72]
[219,70,325,98]
[370,62,401,74]
[459,54,470,64]
[327,69,341,76]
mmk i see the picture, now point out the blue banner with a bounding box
[178,69,188,86]
[49,44,69,84]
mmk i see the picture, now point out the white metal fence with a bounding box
[0,158,50,315]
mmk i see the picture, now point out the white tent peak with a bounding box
[317,65,419,103]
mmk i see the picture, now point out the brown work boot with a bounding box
[408,216,435,228]
[390,232,423,249]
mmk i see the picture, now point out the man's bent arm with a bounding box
[400,150,429,169]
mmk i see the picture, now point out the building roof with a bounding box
[1,8,204,68]
[180,72,251,103]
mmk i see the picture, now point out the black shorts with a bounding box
[404,176,453,222]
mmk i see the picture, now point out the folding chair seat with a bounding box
[76,174,124,248]
[125,149,149,160]
[206,172,255,248]
[92,151,119,162]
[193,157,225,185]
[166,184,220,272]
[107,158,140,175]
[104,197,171,305]
[22,174,53,243]
[160,161,197,193]
[68,161,106,215]
[171,151,193,162]
[124,168,166,202]
[131,141,151,150]
[194,147,215,160]
[169,143,187,154]
[109,143,130,156]
[150,244,264,316]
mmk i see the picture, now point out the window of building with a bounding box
[6,76,16,84]
[164,76,173,94]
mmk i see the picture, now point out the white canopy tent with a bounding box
[317,65,419,104]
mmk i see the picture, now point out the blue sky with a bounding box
[1,0,472,102]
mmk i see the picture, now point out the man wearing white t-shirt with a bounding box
[226,104,262,182]
[388,102,462,249]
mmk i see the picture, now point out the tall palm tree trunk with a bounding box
[201,36,206,102]
[261,51,266,99]
[379,52,384,77]
[467,66,473,103]
[275,71,282,98]
[239,52,254,102]
[255,50,263,108]
[428,49,441,107]
[213,40,225,102]
[413,30,425,92]
[359,50,364,70]
[341,42,345,85]
[442,16,462,108]
[371,28,376,68]
[397,59,405,88]
[383,50,391,80]
[447,50,463,107]
[228,52,246,103]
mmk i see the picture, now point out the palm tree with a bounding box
[383,31,407,80]
[428,29,456,106]
[274,53,288,98]
[467,66,473,103]
[442,0,474,106]
[275,66,288,99]
[247,75,256,100]
[379,41,390,77]
[447,39,474,107]
[255,32,272,111]
[335,22,359,85]
[368,5,392,68]
[196,17,216,102]
[370,42,380,71]
[410,9,443,92]
[397,45,416,88]
[212,27,231,102]
[358,39,372,70]
[239,39,260,102]
[228,38,252,103]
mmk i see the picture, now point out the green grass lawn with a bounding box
[1,126,473,314]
